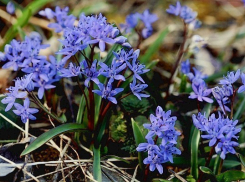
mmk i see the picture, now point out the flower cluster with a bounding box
[212,69,245,114]
[166,1,201,28]
[59,48,150,104]
[193,112,241,159]
[181,61,212,104]
[39,7,76,33]
[56,13,130,65]
[120,9,158,38]
[136,106,181,174]
[0,32,60,122]
[1,74,38,123]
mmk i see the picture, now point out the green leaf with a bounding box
[238,153,245,167]
[213,155,221,175]
[200,166,214,175]
[186,175,196,182]
[21,123,87,156]
[216,170,245,182]
[180,74,187,92]
[131,118,145,169]
[191,103,212,180]
[190,127,200,180]
[1,0,53,50]
[233,96,245,120]
[140,27,169,65]
[200,166,218,182]
[93,147,102,182]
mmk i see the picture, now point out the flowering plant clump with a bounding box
[193,112,241,159]
[136,106,181,174]
[0,1,245,181]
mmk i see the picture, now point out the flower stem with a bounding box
[165,22,188,98]
[29,91,63,123]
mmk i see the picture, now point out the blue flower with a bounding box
[215,138,239,159]
[160,143,181,163]
[130,78,149,100]
[6,2,15,15]
[187,67,207,81]
[99,59,126,81]
[127,56,149,83]
[180,59,190,74]
[1,86,27,111]
[219,69,240,85]
[136,138,159,153]
[60,62,81,78]
[57,29,88,64]
[142,27,153,39]
[166,1,182,16]
[40,7,75,33]
[189,79,213,103]
[139,9,158,29]
[137,106,181,174]
[180,6,197,24]
[92,79,123,104]
[120,13,140,33]
[15,74,34,91]
[212,86,231,114]
[143,153,165,174]
[81,60,100,88]
[167,2,197,24]
[193,112,241,159]
[113,49,139,65]
[34,79,56,99]
[238,72,245,93]
[13,98,39,123]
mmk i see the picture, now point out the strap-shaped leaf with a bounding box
[21,123,87,156]
[191,103,212,180]
[131,118,145,169]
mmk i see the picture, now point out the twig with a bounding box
[0,155,39,182]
